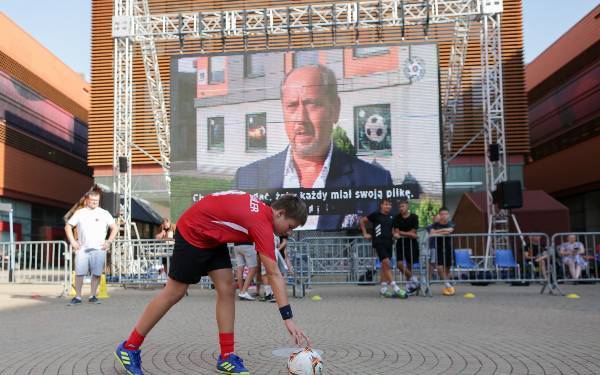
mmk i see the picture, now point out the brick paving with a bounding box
[1,283,599,374]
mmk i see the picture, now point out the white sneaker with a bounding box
[238,292,255,301]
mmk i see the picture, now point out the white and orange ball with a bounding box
[287,347,324,375]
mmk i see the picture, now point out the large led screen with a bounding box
[171,44,443,230]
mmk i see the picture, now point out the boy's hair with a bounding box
[380,198,392,206]
[271,194,308,226]
[439,206,449,213]
[397,198,409,205]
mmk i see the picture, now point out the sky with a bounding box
[0,0,598,81]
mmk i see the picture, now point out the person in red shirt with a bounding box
[114,192,309,375]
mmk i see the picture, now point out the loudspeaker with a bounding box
[100,191,119,217]
[493,180,523,209]
[119,157,128,173]
[488,143,500,162]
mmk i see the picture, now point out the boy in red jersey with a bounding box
[115,191,309,375]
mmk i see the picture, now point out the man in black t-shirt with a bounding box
[429,206,456,296]
[360,199,406,298]
[393,199,420,294]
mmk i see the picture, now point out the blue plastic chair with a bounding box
[454,249,477,269]
[495,249,521,279]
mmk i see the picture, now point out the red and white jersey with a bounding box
[176,191,276,260]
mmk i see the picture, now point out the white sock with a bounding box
[265,285,272,295]
[380,282,388,293]
[390,281,400,291]
[445,282,452,288]
[411,276,418,283]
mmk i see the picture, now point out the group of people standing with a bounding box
[360,198,456,297]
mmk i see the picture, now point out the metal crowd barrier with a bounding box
[109,239,176,287]
[110,239,237,288]
[420,232,555,296]
[296,236,378,287]
[285,232,561,297]
[0,241,71,294]
[551,232,600,291]
[93,232,599,298]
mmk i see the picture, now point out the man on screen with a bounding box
[234,65,393,230]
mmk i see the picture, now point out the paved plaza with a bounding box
[1,283,599,375]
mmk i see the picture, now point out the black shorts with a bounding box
[434,237,453,266]
[396,239,420,265]
[168,231,232,284]
[374,243,393,261]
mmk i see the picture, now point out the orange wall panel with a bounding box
[0,143,93,206]
[0,13,90,116]
[343,47,399,78]
[524,135,600,195]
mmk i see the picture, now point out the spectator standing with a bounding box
[429,207,455,296]
[559,234,587,280]
[155,218,174,240]
[233,242,258,301]
[155,217,175,279]
[393,199,420,294]
[360,198,405,298]
[65,190,118,305]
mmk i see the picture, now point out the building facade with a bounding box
[524,5,600,231]
[90,0,529,218]
[0,13,92,241]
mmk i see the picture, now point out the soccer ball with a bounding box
[364,114,387,143]
[287,347,324,375]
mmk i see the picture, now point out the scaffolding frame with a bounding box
[112,0,508,242]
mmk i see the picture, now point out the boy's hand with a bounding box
[284,319,311,347]
[362,233,372,240]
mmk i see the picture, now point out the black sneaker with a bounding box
[67,297,82,306]
[406,282,420,295]
[88,296,101,304]
[260,293,275,302]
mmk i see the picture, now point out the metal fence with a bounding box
[0,241,71,294]
[420,232,554,296]
[551,232,600,289]
[282,232,562,297]
[294,236,376,286]
[4,232,594,299]
[109,239,175,286]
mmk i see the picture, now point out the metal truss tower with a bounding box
[481,11,510,247]
[442,19,471,174]
[113,0,133,241]
[111,0,508,239]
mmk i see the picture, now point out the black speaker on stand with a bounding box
[488,143,500,162]
[493,180,523,209]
